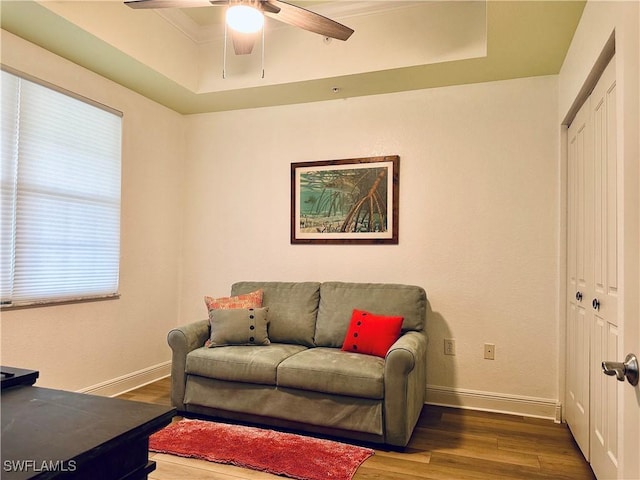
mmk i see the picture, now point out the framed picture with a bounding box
[291,155,399,244]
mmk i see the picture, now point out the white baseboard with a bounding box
[78,361,171,398]
[426,384,562,422]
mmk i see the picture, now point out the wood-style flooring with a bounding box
[117,378,595,480]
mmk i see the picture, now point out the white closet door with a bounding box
[588,56,619,480]
[566,95,593,460]
[565,55,621,480]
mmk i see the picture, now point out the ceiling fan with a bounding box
[125,0,355,55]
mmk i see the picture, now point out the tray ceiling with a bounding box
[0,1,585,114]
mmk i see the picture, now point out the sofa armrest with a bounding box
[167,319,209,411]
[383,330,427,446]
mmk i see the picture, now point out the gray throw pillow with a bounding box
[206,307,270,347]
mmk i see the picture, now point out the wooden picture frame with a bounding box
[291,155,399,244]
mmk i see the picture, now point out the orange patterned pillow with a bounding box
[204,289,263,311]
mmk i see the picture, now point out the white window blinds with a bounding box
[1,69,122,306]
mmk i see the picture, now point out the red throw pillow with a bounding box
[341,309,404,358]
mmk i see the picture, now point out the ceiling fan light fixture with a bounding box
[226,5,264,34]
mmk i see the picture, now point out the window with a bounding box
[1,68,122,307]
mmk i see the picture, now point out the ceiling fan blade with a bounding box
[259,1,280,15]
[231,30,257,55]
[264,0,353,41]
[125,0,212,8]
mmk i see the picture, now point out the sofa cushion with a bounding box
[206,307,270,347]
[186,344,307,385]
[315,282,427,347]
[231,282,320,347]
[277,348,385,399]
[341,309,403,358]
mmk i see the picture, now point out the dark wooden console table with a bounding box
[1,384,175,480]
[1,366,39,389]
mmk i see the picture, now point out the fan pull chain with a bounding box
[222,20,228,79]
[261,26,265,79]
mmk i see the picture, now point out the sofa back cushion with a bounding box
[231,282,320,347]
[315,282,427,348]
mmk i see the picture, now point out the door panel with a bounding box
[566,96,592,459]
[591,317,619,479]
[591,64,618,324]
[589,56,618,480]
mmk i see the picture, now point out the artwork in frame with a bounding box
[291,155,399,244]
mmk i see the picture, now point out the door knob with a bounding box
[575,291,583,301]
[602,353,639,386]
[592,298,600,310]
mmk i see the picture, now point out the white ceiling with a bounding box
[0,1,585,114]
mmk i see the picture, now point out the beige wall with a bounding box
[180,75,561,409]
[0,31,185,392]
[0,3,634,427]
[0,29,563,414]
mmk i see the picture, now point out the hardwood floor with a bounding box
[118,378,595,480]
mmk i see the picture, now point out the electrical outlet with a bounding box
[484,343,495,360]
[444,339,456,355]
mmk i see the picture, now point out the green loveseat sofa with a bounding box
[168,281,427,447]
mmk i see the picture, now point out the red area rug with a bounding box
[149,418,374,480]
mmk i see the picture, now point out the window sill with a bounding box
[1,294,121,311]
